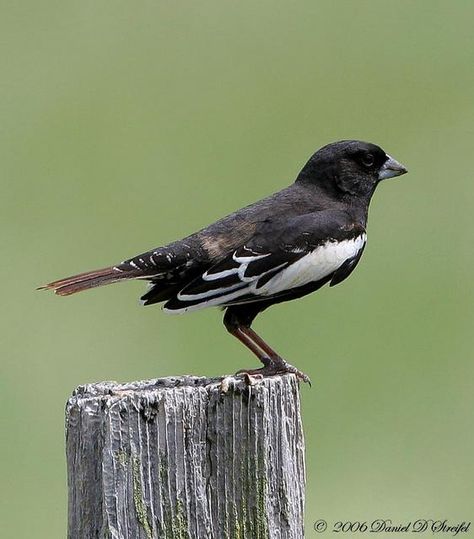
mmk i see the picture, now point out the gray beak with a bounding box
[378,155,408,180]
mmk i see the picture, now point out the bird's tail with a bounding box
[39,266,132,296]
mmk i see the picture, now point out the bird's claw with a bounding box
[277,360,312,386]
[236,358,311,386]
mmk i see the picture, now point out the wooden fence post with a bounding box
[66,374,306,538]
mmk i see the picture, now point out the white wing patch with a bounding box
[164,234,366,314]
[257,234,366,295]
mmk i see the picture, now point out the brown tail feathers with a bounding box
[39,266,132,296]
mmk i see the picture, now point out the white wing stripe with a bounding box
[202,267,239,281]
[167,286,252,313]
[233,252,270,263]
[201,250,270,282]
[181,255,285,301]
[177,282,246,301]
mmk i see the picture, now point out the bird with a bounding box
[41,140,407,383]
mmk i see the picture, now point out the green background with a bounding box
[1,1,473,537]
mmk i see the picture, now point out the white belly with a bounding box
[257,234,366,296]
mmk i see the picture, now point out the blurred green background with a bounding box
[1,1,473,537]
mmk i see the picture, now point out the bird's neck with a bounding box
[343,197,371,228]
[297,181,372,227]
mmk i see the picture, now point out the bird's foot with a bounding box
[236,357,311,385]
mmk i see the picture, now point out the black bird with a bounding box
[41,140,407,382]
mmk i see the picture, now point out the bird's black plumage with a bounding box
[42,140,407,382]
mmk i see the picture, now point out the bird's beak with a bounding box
[378,155,408,180]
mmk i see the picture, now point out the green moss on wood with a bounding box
[255,468,268,538]
[117,450,128,467]
[233,451,268,539]
[170,499,190,539]
[132,456,153,539]
[157,453,189,538]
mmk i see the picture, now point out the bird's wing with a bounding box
[163,211,366,313]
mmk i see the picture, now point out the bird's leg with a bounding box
[229,326,310,384]
[229,327,274,369]
[237,326,311,384]
[223,307,311,384]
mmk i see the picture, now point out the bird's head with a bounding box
[296,140,407,199]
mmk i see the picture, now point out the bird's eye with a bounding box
[361,153,374,167]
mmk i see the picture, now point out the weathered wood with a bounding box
[66,374,305,539]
